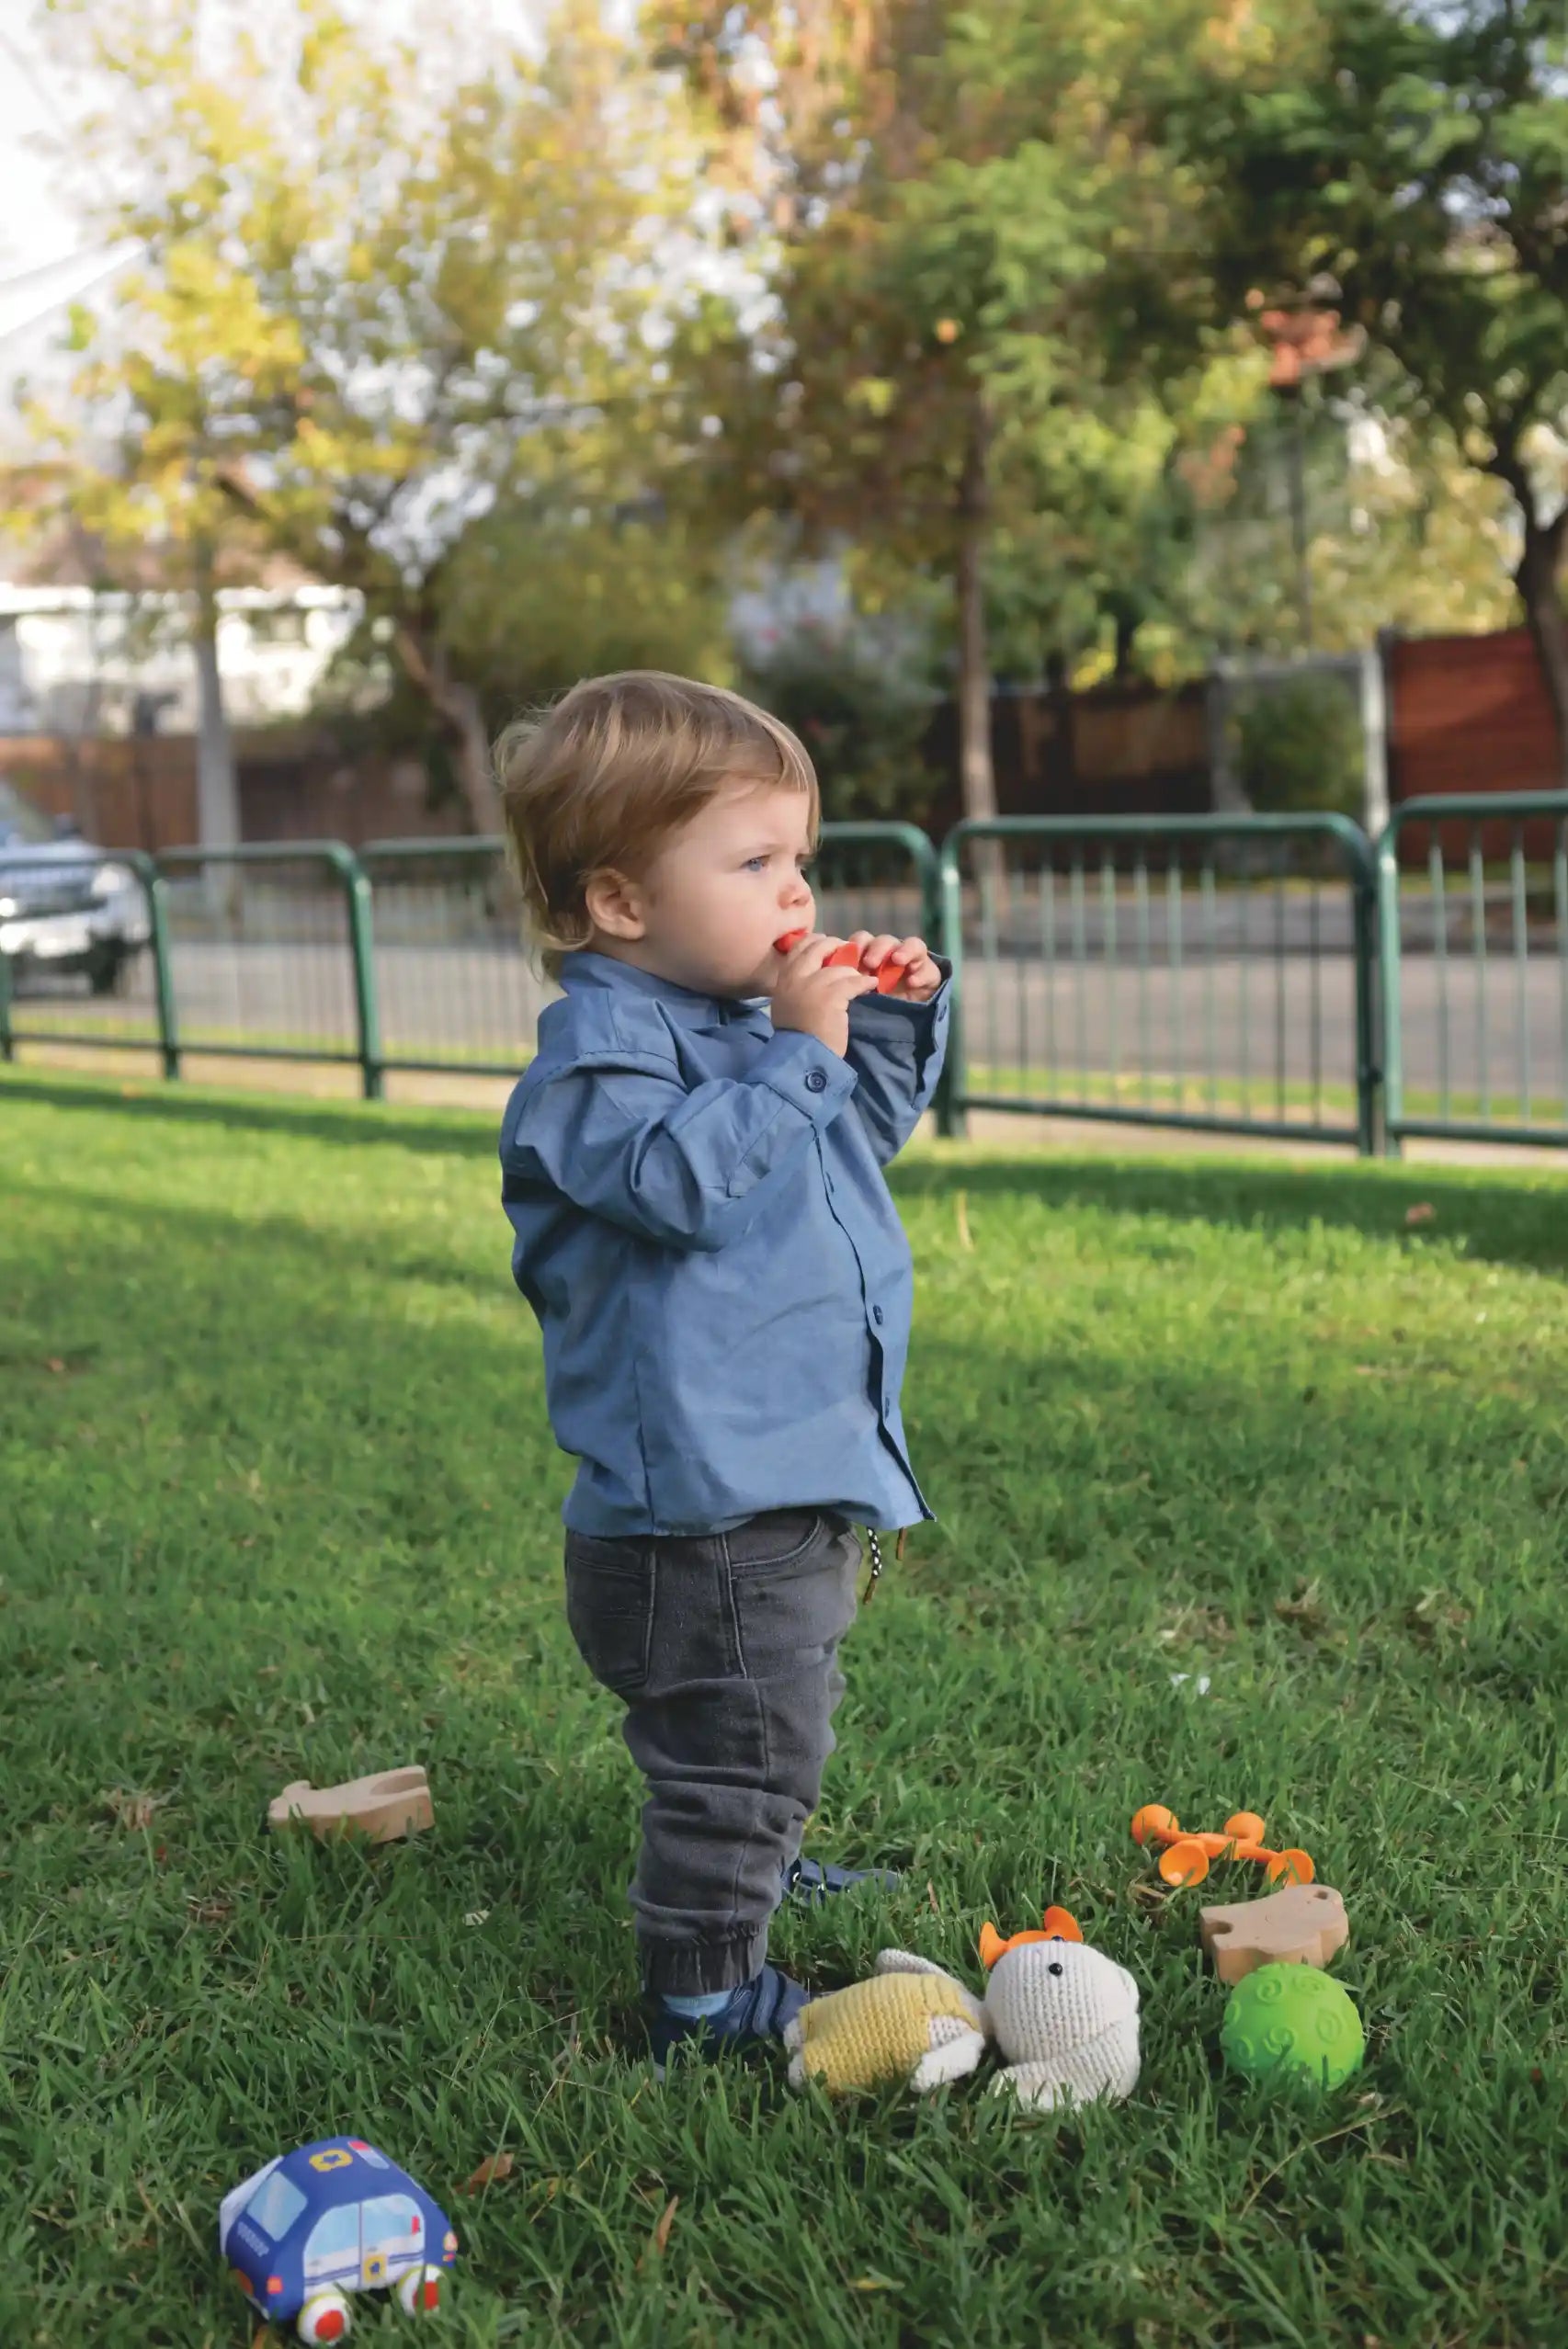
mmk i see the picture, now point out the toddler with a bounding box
[495,672,949,2065]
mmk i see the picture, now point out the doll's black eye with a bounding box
[1049,1961,1063,1977]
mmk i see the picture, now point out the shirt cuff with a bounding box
[757,1027,858,1124]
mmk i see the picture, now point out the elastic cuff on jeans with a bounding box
[641,1924,767,1998]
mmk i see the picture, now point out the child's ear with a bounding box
[584,868,646,942]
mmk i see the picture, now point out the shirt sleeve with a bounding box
[840,962,953,1166]
[502,1026,858,1252]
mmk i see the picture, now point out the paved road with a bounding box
[12,931,1567,1125]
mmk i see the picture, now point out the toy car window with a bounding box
[359,2194,422,2253]
[245,2171,308,2241]
[304,2206,360,2271]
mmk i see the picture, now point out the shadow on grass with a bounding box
[0,1071,501,1159]
[896,1152,1568,1274]
[6,1066,1566,1274]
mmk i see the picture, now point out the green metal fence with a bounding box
[154,843,381,1095]
[358,836,543,1081]
[19,806,1567,1163]
[353,821,943,1087]
[938,815,1382,1152]
[1377,790,1568,1151]
[0,824,947,1102]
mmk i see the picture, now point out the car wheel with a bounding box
[396,2265,442,2316]
[88,945,128,996]
[297,2289,353,2343]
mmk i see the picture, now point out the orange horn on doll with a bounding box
[978,1907,1085,1969]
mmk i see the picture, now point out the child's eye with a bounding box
[743,856,769,872]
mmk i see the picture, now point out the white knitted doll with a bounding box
[991,1935,1140,2110]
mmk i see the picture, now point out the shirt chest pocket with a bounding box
[563,1537,654,1694]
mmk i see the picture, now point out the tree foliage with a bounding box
[1175,0,1568,768]
[653,0,1249,819]
[18,0,706,830]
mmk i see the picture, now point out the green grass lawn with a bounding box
[3,1067,1567,2349]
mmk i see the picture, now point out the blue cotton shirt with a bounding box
[499,949,951,1538]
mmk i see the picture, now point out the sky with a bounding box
[0,22,100,283]
[0,0,562,290]
[0,1,563,409]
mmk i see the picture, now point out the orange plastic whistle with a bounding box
[774,931,903,993]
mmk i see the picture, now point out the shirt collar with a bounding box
[559,949,766,1025]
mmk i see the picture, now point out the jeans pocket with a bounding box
[726,1515,860,1677]
[564,1538,654,1695]
[723,1510,833,1574]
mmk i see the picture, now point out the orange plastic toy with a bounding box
[775,930,904,993]
[1130,1804,1314,1890]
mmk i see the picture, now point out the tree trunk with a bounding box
[1516,513,1568,786]
[955,391,1004,930]
[955,391,996,828]
[392,624,503,835]
[192,548,240,853]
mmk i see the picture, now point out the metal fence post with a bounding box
[1353,875,1384,1157]
[937,827,968,1140]
[1344,835,1383,1159]
[145,867,181,1081]
[1375,816,1407,1156]
[339,848,383,1101]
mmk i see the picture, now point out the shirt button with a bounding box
[805,1068,827,1094]
[872,1305,884,1325]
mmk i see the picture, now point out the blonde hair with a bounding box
[494,671,819,975]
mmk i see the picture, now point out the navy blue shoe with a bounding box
[648,1964,809,2071]
[782,1855,902,1906]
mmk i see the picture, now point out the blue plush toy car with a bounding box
[218,2136,458,2340]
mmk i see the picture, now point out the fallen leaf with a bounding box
[460,2151,515,2194]
[44,1357,67,1375]
[1275,1579,1337,1640]
[926,1878,940,1915]
[103,1787,163,1832]
[954,1190,973,1252]
[651,2195,678,2256]
[1404,1202,1437,1227]
[848,2275,900,2293]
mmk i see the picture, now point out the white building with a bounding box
[0,583,363,736]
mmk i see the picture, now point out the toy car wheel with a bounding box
[1158,1838,1210,1888]
[397,2265,443,2316]
[298,2288,354,2343]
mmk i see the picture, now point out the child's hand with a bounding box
[771,932,877,1058]
[846,933,944,1002]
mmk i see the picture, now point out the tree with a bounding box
[1177,0,1568,775]
[17,0,697,834]
[652,0,1233,826]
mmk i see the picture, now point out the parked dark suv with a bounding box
[0,778,150,995]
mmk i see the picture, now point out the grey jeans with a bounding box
[562,1508,863,1995]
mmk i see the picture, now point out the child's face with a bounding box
[590,783,817,999]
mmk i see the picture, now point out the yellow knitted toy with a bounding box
[784,1962,990,2094]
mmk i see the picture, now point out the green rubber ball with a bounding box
[1221,1964,1365,2093]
